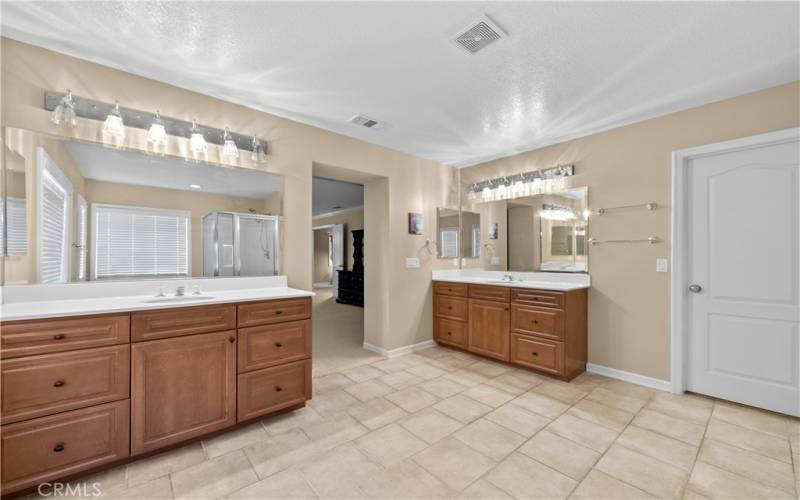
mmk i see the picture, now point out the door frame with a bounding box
[670,127,800,394]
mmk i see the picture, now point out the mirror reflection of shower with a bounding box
[202,211,279,277]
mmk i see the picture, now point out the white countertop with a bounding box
[0,277,314,322]
[431,270,590,292]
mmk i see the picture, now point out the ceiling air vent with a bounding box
[348,114,380,129]
[452,15,507,54]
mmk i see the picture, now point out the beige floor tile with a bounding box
[412,437,497,492]
[569,470,656,500]
[341,363,385,383]
[300,443,382,499]
[126,443,206,487]
[601,379,655,401]
[202,423,268,459]
[414,346,453,359]
[585,387,648,414]
[355,459,453,499]
[299,411,368,441]
[355,423,428,467]
[262,406,323,436]
[705,417,792,463]
[633,409,707,446]
[347,397,407,430]
[462,384,516,407]
[506,368,548,386]
[616,425,698,471]
[483,376,529,395]
[308,388,359,416]
[485,402,552,438]
[399,407,464,444]
[434,394,493,423]
[313,372,354,393]
[372,357,415,373]
[568,372,610,392]
[546,413,619,453]
[105,476,174,499]
[531,381,590,405]
[697,439,796,494]
[444,369,491,387]
[713,402,795,439]
[454,418,527,461]
[511,391,570,419]
[170,450,258,500]
[687,461,793,499]
[344,379,395,402]
[595,444,689,499]
[486,452,576,499]
[644,395,713,426]
[406,363,447,380]
[568,400,636,432]
[379,370,424,389]
[386,386,440,412]
[458,479,513,499]
[243,427,312,478]
[430,355,478,372]
[419,377,469,398]
[68,465,127,494]
[519,430,600,480]
[227,469,317,499]
[466,360,510,378]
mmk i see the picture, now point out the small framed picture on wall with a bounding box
[408,212,424,235]
[488,223,499,240]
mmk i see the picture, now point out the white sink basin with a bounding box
[143,295,216,304]
[484,279,521,284]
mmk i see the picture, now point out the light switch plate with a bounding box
[491,256,500,265]
[656,258,669,273]
[406,258,420,269]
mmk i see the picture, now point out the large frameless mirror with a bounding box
[1,127,283,285]
[435,207,481,260]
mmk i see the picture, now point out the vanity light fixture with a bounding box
[467,164,575,202]
[250,136,267,163]
[540,204,576,221]
[481,186,493,201]
[50,89,77,128]
[189,120,207,154]
[103,102,125,139]
[222,128,239,160]
[147,111,167,146]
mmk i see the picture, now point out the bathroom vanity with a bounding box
[432,272,588,381]
[0,279,313,495]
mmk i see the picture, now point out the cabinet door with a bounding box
[131,330,236,455]
[468,299,510,361]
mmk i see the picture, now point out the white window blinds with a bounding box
[93,204,190,280]
[440,227,459,258]
[1,197,27,256]
[39,160,72,284]
[76,196,87,281]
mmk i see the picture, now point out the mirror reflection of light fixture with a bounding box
[540,204,576,221]
[51,89,77,128]
[147,111,167,146]
[188,184,202,190]
[250,136,267,163]
[103,102,125,139]
[481,186,493,201]
[189,119,207,154]
[222,127,239,160]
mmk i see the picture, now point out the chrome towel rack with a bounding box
[588,236,661,245]
[593,202,657,215]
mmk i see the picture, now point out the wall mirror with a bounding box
[1,127,283,285]
[435,207,480,259]
[461,186,588,273]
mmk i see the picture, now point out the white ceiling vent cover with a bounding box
[452,15,507,54]
[348,114,381,129]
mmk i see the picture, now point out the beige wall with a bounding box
[313,209,364,271]
[1,37,458,351]
[462,81,800,380]
[313,228,332,283]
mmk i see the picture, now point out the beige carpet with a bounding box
[312,287,382,376]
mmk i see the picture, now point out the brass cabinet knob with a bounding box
[53,380,65,387]
[274,386,283,392]
[275,342,283,348]
[532,352,539,357]
[53,443,65,452]
[53,334,65,340]
[228,337,236,343]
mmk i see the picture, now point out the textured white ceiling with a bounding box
[3,2,798,167]
[312,177,363,217]
[66,141,280,198]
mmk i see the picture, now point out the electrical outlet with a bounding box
[656,258,668,273]
[406,258,420,269]
[491,256,500,265]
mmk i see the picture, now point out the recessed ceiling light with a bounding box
[189,184,202,190]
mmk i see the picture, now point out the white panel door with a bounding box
[687,136,799,416]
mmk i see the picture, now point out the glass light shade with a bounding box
[51,92,77,128]
[530,178,542,194]
[467,190,478,202]
[496,184,508,200]
[481,186,493,201]
[222,129,239,160]
[147,122,167,146]
[512,180,525,198]
[250,137,267,163]
[103,104,125,139]
[190,133,207,154]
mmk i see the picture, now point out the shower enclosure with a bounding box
[202,211,280,277]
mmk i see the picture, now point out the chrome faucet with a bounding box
[502,274,514,282]
[175,286,186,296]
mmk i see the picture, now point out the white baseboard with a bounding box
[586,363,672,392]
[363,339,436,359]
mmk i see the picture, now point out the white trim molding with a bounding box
[586,363,671,392]
[670,127,800,395]
[363,339,436,358]
[312,205,363,221]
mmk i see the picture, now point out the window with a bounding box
[471,224,481,258]
[37,148,72,283]
[440,227,459,258]
[1,197,27,255]
[76,196,87,281]
[92,204,190,280]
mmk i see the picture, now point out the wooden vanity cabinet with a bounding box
[433,282,468,349]
[468,298,510,361]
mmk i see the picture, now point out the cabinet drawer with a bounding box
[510,334,564,376]
[469,284,510,302]
[131,304,236,341]
[511,289,565,309]
[1,314,129,359]
[238,359,311,422]
[1,345,130,424]
[434,295,468,322]
[434,317,467,348]
[239,320,311,373]
[1,400,130,495]
[511,304,565,341]
[433,281,468,297]
[238,298,311,328]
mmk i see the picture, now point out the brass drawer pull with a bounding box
[532,320,539,324]
[447,331,452,336]
[532,352,539,357]
[229,336,236,343]
[53,443,65,452]
[53,334,65,340]
[275,310,283,315]
[274,386,283,392]
[275,342,283,348]
[53,380,65,387]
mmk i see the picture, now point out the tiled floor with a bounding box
[31,345,800,499]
